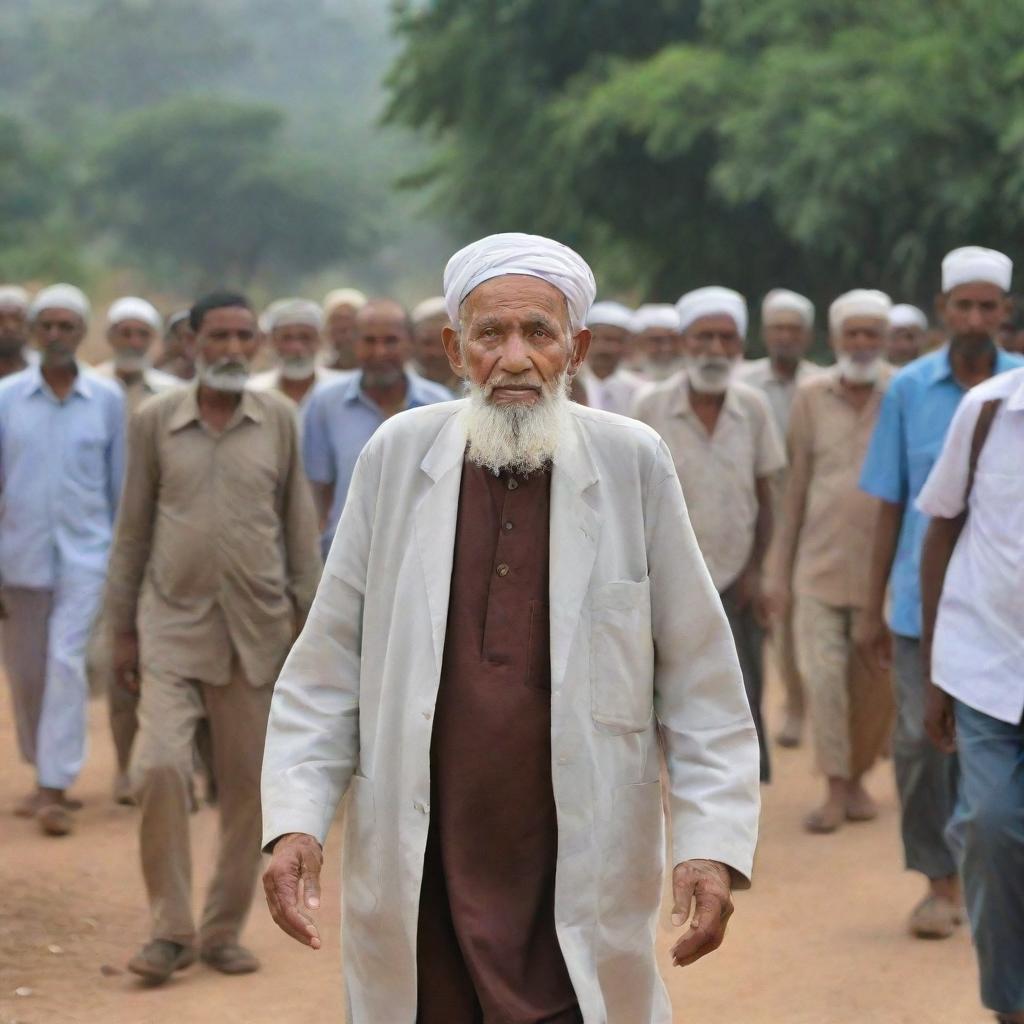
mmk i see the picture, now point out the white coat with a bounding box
[262,399,760,1023]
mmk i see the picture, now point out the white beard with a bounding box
[197,355,250,393]
[685,355,734,395]
[838,353,882,385]
[279,355,318,381]
[113,350,149,374]
[460,371,571,475]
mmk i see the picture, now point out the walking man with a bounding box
[579,301,644,416]
[887,304,929,367]
[635,286,785,782]
[0,284,124,834]
[261,234,760,1023]
[858,246,1024,937]
[918,365,1024,1024]
[104,292,321,983]
[770,290,895,832]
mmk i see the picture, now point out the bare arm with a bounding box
[310,481,335,534]
[854,498,903,668]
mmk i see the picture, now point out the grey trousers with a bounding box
[892,635,958,879]
[722,586,770,783]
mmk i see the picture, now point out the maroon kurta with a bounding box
[416,460,581,1024]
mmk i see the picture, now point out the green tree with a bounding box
[387,0,1024,309]
[90,96,374,288]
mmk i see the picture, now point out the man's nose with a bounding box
[498,331,532,373]
[707,335,726,357]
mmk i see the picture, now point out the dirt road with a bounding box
[0,690,988,1024]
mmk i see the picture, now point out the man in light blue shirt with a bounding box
[858,247,1024,940]
[303,297,452,556]
[0,284,124,836]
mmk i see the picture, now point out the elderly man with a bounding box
[411,296,462,392]
[887,304,929,366]
[0,284,124,835]
[249,298,342,408]
[739,288,822,748]
[261,233,760,1024]
[631,303,684,380]
[858,247,1024,939]
[321,288,367,371]
[96,297,180,412]
[770,290,895,833]
[154,310,196,381]
[302,298,452,558]
[104,291,321,984]
[635,287,784,782]
[579,300,644,416]
[918,366,1024,1024]
[0,285,33,377]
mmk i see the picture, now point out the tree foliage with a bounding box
[387,0,1024,308]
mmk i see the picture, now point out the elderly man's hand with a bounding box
[670,859,734,967]
[263,832,324,949]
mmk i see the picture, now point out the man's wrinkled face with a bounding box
[32,307,86,368]
[939,282,1008,346]
[762,310,811,365]
[413,315,454,384]
[354,302,410,389]
[683,314,742,395]
[108,319,156,373]
[834,316,886,384]
[641,327,683,370]
[327,304,360,361]
[442,275,590,407]
[195,306,259,391]
[0,306,27,358]
[272,323,321,380]
[886,325,925,366]
[587,324,630,377]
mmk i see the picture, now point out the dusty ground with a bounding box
[0,687,989,1024]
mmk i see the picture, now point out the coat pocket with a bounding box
[342,775,380,914]
[598,779,665,920]
[590,579,655,734]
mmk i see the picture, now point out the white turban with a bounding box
[762,288,814,329]
[630,304,681,333]
[108,296,162,332]
[586,300,634,331]
[322,288,367,315]
[889,304,928,331]
[676,286,748,339]
[28,283,90,324]
[942,246,1012,293]
[443,232,596,330]
[0,285,29,313]
[829,289,892,333]
[411,296,449,326]
[264,298,323,333]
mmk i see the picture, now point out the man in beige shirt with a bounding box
[103,291,321,985]
[634,286,785,782]
[770,290,895,833]
[737,289,824,749]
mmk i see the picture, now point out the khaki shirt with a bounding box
[735,357,825,439]
[104,383,322,687]
[94,360,181,416]
[634,373,785,591]
[770,365,892,608]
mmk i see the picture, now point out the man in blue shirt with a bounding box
[303,298,453,557]
[0,284,124,836]
[858,247,1024,940]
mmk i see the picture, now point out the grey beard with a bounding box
[197,357,250,393]
[279,355,318,381]
[113,350,150,374]
[361,367,404,389]
[685,356,733,395]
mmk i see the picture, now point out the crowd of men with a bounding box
[0,239,1021,1021]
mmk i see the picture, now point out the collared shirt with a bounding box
[735,357,825,439]
[579,366,647,417]
[302,369,453,551]
[916,367,1024,725]
[247,364,349,409]
[104,383,322,688]
[771,365,893,608]
[634,372,785,591]
[859,345,1024,638]
[93,360,181,415]
[0,364,124,587]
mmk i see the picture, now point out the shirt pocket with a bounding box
[590,579,655,734]
[65,430,108,490]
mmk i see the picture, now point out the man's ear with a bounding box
[441,324,465,376]
[569,327,592,374]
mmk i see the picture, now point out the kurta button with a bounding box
[503,521,513,531]
[496,563,510,577]
[507,478,518,490]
